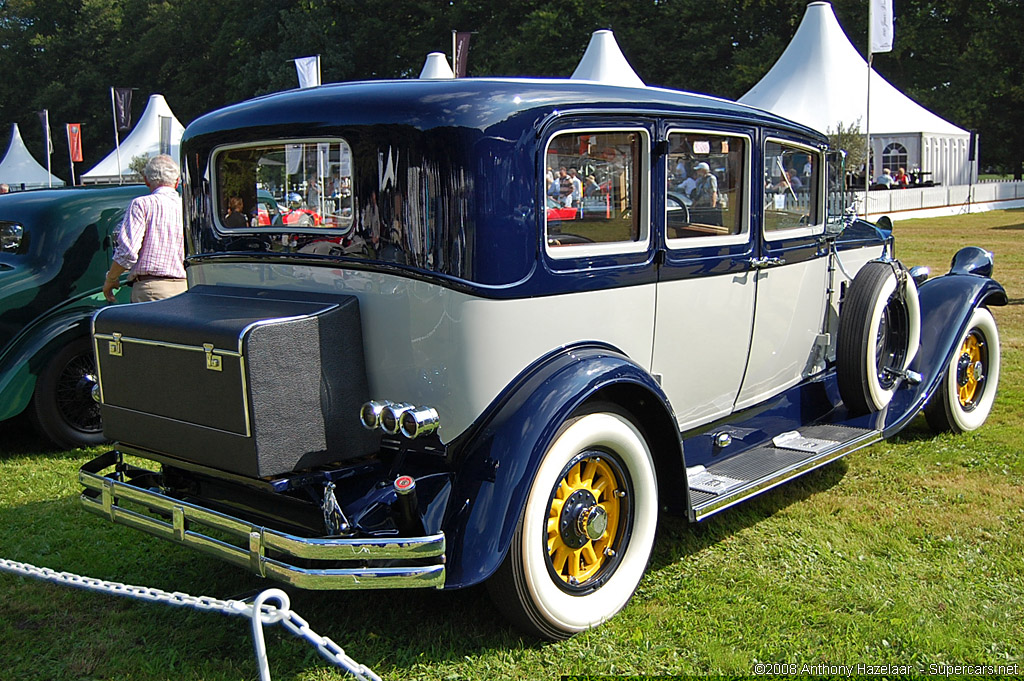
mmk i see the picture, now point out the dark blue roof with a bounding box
[184,77,824,143]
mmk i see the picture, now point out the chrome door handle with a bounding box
[747,257,786,269]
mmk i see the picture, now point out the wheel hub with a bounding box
[577,504,609,541]
[559,489,600,549]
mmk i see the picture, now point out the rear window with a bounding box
[213,140,354,232]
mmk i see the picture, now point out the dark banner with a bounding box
[37,110,52,154]
[113,87,133,131]
[455,32,471,78]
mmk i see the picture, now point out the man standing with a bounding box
[103,154,186,303]
[691,162,718,207]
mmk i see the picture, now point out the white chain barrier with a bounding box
[0,557,382,681]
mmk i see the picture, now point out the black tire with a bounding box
[836,261,921,415]
[487,410,658,640]
[924,307,1000,433]
[30,335,107,449]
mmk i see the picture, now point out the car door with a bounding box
[651,127,756,431]
[734,137,829,410]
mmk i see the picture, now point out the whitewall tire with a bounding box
[836,261,921,414]
[488,410,658,640]
[925,307,1000,433]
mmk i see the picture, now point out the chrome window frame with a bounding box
[209,137,355,235]
[542,126,651,260]
[664,128,752,250]
[762,137,825,242]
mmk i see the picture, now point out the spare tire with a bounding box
[836,260,921,415]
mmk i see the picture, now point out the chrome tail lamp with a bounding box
[399,406,440,439]
[360,400,439,439]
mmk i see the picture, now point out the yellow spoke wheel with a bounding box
[925,307,1000,434]
[545,454,626,590]
[956,332,984,408]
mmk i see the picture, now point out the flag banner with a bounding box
[455,32,472,78]
[285,143,303,175]
[113,88,133,130]
[295,56,320,88]
[870,0,894,53]
[37,110,53,154]
[159,115,172,155]
[67,123,83,163]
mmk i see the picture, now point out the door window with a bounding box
[665,132,747,242]
[764,140,821,233]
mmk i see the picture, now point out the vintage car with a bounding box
[0,184,147,448]
[80,32,1004,640]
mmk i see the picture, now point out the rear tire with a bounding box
[30,336,107,449]
[836,261,921,414]
[487,410,658,640]
[925,307,1000,433]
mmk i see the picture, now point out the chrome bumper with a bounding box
[79,452,445,590]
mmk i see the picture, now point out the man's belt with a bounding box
[131,274,186,283]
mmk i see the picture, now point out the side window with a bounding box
[764,140,820,232]
[666,132,746,239]
[544,129,647,251]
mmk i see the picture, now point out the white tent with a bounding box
[739,1,974,186]
[0,123,65,190]
[81,94,185,184]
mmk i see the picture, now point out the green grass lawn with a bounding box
[1,210,1022,680]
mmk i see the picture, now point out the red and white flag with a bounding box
[67,123,83,162]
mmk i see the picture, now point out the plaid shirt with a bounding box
[112,185,185,278]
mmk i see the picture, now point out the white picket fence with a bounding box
[860,180,1024,220]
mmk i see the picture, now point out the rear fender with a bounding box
[440,342,680,589]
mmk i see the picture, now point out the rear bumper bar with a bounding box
[79,451,446,590]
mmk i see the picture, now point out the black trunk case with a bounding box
[93,285,377,478]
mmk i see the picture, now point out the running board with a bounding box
[688,424,881,522]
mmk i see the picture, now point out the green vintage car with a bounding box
[0,184,148,448]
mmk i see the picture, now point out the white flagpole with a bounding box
[865,53,872,214]
[110,87,123,185]
[44,110,52,188]
[66,127,76,187]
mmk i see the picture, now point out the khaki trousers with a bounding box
[130,278,188,302]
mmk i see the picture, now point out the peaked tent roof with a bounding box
[0,123,65,189]
[81,94,185,183]
[739,2,966,137]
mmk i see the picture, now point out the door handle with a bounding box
[746,257,786,269]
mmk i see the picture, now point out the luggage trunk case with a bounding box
[93,285,377,478]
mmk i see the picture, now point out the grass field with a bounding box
[1,209,1022,680]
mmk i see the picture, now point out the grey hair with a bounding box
[143,154,180,186]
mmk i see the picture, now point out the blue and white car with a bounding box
[80,33,1005,639]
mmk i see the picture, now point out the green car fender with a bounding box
[0,288,129,421]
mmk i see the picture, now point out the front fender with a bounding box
[440,342,678,589]
[884,270,1006,435]
[0,292,118,421]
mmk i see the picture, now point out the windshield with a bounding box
[214,140,354,233]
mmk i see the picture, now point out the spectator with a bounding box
[893,167,910,187]
[103,154,186,303]
[690,162,718,207]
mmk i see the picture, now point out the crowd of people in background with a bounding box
[546,166,603,208]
